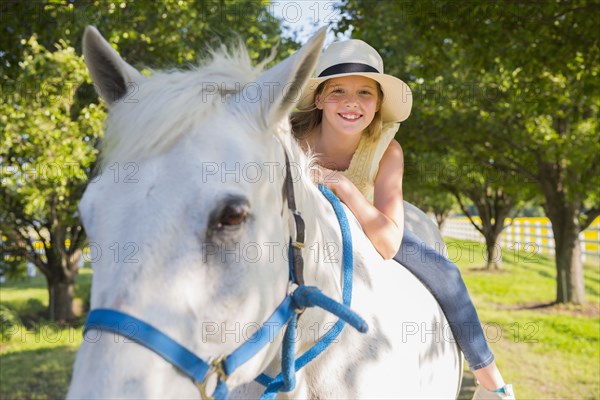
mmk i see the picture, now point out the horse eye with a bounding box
[220,203,249,227]
[207,196,251,237]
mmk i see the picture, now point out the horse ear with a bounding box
[82,26,144,105]
[254,27,326,128]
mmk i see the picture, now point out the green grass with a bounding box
[445,238,600,400]
[1,346,79,399]
[0,270,90,399]
[1,246,599,399]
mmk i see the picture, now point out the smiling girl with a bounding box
[291,39,515,400]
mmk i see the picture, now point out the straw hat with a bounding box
[297,39,412,122]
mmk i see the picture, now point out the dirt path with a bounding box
[458,369,476,399]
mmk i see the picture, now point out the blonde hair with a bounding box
[291,80,384,141]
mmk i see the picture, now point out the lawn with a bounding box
[0,270,90,399]
[1,241,599,399]
[446,238,600,400]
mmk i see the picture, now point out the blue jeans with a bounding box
[394,229,495,371]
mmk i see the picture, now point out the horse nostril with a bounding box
[220,203,249,227]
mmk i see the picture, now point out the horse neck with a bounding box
[278,130,344,300]
[286,160,346,315]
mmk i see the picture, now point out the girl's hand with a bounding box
[311,165,347,196]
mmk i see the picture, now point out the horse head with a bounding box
[68,26,326,399]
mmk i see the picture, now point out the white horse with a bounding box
[68,26,462,399]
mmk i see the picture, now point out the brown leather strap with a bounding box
[283,152,305,286]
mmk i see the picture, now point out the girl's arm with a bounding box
[318,140,405,260]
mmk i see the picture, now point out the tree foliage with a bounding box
[1,0,296,321]
[338,0,600,302]
[403,152,457,229]
[1,1,297,77]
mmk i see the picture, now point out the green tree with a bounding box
[1,0,296,321]
[338,0,600,303]
[404,152,457,230]
[405,150,529,269]
[1,1,296,78]
[1,36,103,321]
[441,156,528,270]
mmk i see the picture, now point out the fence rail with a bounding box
[441,217,600,262]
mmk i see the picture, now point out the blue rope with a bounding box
[281,313,298,391]
[256,185,366,399]
[292,286,367,333]
[319,185,355,309]
[261,380,284,400]
[223,296,295,375]
[214,380,229,400]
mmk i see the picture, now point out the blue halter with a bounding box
[83,179,367,399]
[254,184,363,399]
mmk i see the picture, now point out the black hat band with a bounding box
[318,62,379,77]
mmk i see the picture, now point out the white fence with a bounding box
[442,217,600,263]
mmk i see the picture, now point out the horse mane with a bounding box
[99,43,269,167]
[274,119,322,199]
[274,121,346,278]
[97,38,330,238]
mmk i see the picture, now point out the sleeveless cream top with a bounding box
[339,122,400,204]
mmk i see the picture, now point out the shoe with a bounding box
[472,384,515,400]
